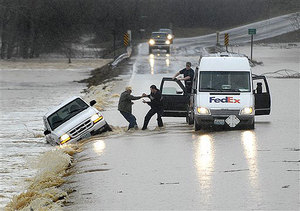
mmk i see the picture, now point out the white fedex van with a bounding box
[187,53,271,130]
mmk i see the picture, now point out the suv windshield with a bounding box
[151,33,167,39]
[48,98,89,130]
[199,71,251,92]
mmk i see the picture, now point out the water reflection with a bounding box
[241,131,258,188]
[194,134,214,200]
[149,54,154,75]
[93,140,106,155]
[166,54,170,67]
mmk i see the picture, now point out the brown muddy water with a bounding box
[0,61,105,208]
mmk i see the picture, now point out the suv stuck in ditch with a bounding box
[43,96,111,145]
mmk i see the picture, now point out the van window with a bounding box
[161,81,184,95]
[199,71,250,92]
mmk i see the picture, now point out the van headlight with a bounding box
[197,107,210,115]
[165,40,171,45]
[60,134,71,144]
[91,113,103,123]
[149,39,155,45]
[240,107,254,115]
[167,34,172,40]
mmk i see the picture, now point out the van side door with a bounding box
[160,77,189,117]
[252,75,271,115]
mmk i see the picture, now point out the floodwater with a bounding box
[65,44,300,210]
[0,65,91,207]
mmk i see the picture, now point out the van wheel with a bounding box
[248,121,255,130]
[194,121,201,131]
[149,47,152,54]
[186,108,194,125]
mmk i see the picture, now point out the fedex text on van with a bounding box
[209,96,240,103]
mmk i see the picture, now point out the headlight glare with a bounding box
[240,107,254,115]
[197,107,210,115]
[165,40,171,45]
[149,39,155,45]
[91,113,103,123]
[167,34,172,40]
[60,134,70,144]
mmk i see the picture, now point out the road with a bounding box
[66,13,300,210]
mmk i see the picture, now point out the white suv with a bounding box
[43,96,111,145]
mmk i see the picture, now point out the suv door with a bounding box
[252,75,271,115]
[160,77,189,117]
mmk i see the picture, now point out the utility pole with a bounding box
[248,29,256,61]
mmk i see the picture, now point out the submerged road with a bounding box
[66,13,300,210]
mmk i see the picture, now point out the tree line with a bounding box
[0,0,298,59]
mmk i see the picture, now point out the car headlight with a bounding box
[165,40,171,45]
[197,107,210,115]
[149,39,155,45]
[91,113,103,123]
[240,107,254,115]
[167,34,172,40]
[60,134,71,144]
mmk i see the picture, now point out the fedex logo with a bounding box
[209,96,240,104]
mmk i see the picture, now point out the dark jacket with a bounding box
[118,91,141,113]
[146,90,163,109]
[179,68,195,86]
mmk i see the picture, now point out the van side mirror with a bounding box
[90,100,96,106]
[44,130,51,135]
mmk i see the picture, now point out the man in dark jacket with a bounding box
[172,61,194,93]
[141,85,164,130]
[118,86,143,130]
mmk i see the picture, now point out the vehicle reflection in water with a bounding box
[93,140,106,155]
[194,134,215,202]
[241,130,259,188]
[166,54,170,67]
[149,54,155,75]
[148,53,171,74]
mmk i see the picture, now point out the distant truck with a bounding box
[160,53,271,130]
[43,96,111,145]
[159,28,174,44]
[148,32,171,54]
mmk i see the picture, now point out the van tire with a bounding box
[194,121,201,131]
[149,47,152,54]
[186,107,194,125]
[249,121,255,130]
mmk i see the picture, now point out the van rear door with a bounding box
[253,75,271,115]
[160,77,189,117]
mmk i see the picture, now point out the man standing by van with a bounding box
[118,86,143,130]
[172,62,194,93]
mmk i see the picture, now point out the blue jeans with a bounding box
[120,111,138,130]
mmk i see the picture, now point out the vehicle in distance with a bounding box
[148,32,171,54]
[188,53,271,130]
[43,96,111,145]
[159,28,174,43]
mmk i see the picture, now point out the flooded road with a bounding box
[1,13,299,210]
[0,63,99,207]
[65,41,299,210]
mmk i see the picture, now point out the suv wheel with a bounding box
[166,47,170,54]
